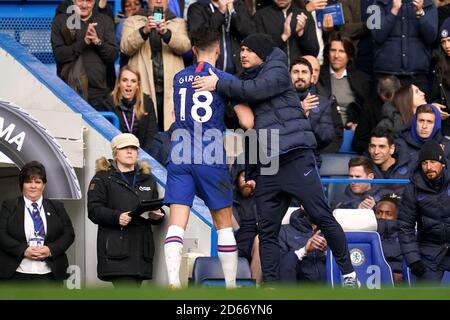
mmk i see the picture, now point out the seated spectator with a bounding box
[376,84,427,137]
[230,164,262,285]
[375,193,403,285]
[254,0,319,66]
[121,0,191,131]
[303,54,343,153]
[317,33,371,130]
[278,208,327,284]
[51,0,119,112]
[290,57,335,152]
[0,161,75,284]
[332,156,390,210]
[111,66,158,151]
[395,104,450,165]
[368,127,411,195]
[431,18,450,136]
[353,75,401,154]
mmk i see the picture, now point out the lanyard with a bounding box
[122,109,135,133]
[119,170,137,189]
[26,204,44,235]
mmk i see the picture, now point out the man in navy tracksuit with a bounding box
[193,33,358,286]
[399,140,450,284]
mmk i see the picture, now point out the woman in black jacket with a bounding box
[0,161,75,283]
[87,133,164,287]
[111,66,158,151]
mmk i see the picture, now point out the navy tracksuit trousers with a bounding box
[255,149,354,282]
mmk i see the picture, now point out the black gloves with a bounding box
[409,261,426,277]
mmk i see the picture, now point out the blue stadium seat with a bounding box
[191,256,255,287]
[338,129,357,154]
[326,231,394,288]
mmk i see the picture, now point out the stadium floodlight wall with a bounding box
[0,33,217,286]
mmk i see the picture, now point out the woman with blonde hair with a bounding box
[111,66,158,151]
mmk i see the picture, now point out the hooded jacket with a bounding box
[395,105,450,166]
[398,159,450,269]
[332,184,391,210]
[377,219,403,273]
[87,158,163,280]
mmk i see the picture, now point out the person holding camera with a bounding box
[121,0,191,131]
[87,133,164,287]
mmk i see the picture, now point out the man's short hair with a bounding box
[378,193,400,208]
[348,156,375,175]
[290,57,313,75]
[370,127,395,146]
[416,104,436,117]
[189,27,220,51]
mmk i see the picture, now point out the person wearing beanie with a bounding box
[398,139,450,285]
[192,33,359,287]
[87,133,165,287]
[431,17,450,136]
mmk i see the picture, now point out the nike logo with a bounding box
[304,169,312,176]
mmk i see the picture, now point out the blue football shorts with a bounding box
[164,163,233,210]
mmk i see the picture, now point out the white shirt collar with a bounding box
[24,196,43,209]
[329,65,347,79]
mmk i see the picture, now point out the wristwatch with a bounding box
[416,10,425,17]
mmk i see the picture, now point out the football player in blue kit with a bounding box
[163,28,253,289]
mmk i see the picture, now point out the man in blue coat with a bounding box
[399,140,450,284]
[193,33,358,287]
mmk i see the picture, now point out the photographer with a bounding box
[121,0,191,131]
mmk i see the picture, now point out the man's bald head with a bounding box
[303,55,320,84]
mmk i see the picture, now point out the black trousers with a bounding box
[255,149,354,282]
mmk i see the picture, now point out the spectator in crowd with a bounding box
[317,33,371,130]
[304,0,335,64]
[290,57,335,152]
[111,66,158,151]
[121,0,191,131]
[278,208,327,284]
[380,84,428,137]
[116,0,144,68]
[230,164,262,285]
[332,156,390,210]
[399,140,450,284]
[431,18,450,136]
[187,0,255,75]
[375,193,403,284]
[0,161,75,283]
[371,0,438,96]
[56,0,114,17]
[395,104,450,165]
[353,76,401,154]
[51,0,119,112]
[254,0,320,66]
[339,0,374,76]
[434,0,450,29]
[87,133,165,287]
[303,54,343,152]
[193,33,359,287]
[368,127,411,195]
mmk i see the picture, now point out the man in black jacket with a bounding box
[399,140,450,284]
[254,0,319,66]
[193,33,358,287]
[51,0,119,112]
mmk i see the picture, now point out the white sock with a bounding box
[343,271,356,279]
[164,225,184,288]
[217,227,238,289]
